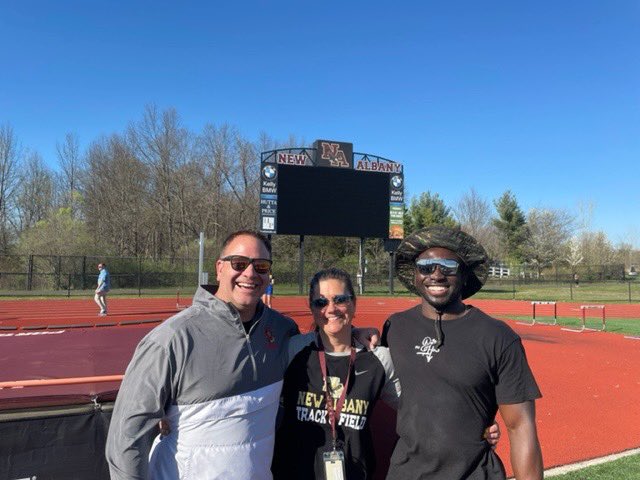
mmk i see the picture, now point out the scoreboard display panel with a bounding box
[276,165,390,237]
[259,140,404,240]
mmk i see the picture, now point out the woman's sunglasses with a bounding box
[220,255,272,274]
[310,294,353,309]
[415,258,460,276]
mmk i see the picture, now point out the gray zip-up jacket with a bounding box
[105,286,300,480]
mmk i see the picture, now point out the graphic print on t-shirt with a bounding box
[327,375,344,399]
[295,379,370,431]
[415,336,440,362]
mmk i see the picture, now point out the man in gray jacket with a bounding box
[106,230,302,479]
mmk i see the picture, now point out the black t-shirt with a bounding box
[272,345,392,480]
[381,306,541,480]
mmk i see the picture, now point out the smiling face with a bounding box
[414,246,466,314]
[215,234,270,320]
[311,278,356,343]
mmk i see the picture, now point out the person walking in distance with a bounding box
[262,273,274,308]
[95,263,110,316]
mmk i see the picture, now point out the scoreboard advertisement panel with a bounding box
[260,140,404,239]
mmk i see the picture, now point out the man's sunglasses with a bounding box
[310,294,353,309]
[220,255,272,274]
[415,258,460,276]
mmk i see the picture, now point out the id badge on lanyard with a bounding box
[323,449,346,480]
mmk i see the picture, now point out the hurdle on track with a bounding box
[561,305,606,333]
[517,301,557,326]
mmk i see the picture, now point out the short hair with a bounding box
[98,263,106,268]
[220,230,272,258]
[308,268,357,305]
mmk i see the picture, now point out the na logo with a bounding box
[320,142,350,168]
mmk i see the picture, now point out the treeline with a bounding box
[404,190,639,275]
[0,105,638,274]
[0,105,286,259]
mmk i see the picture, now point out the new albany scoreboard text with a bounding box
[259,140,404,239]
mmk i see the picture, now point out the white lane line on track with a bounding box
[538,447,640,478]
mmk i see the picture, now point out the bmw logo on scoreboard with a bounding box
[259,163,279,233]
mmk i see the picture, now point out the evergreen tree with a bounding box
[403,191,458,234]
[492,190,528,263]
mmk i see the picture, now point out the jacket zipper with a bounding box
[246,320,260,382]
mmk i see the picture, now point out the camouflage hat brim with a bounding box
[395,226,489,299]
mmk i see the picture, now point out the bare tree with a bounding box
[579,231,616,266]
[0,124,22,252]
[613,241,636,271]
[15,152,55,231]
[196,123,240,246]
[127,105,189,258]
[195,124,262,247]
[232,136,260,229]
[82,135,151,256]
[56,132,84,216]
[453,187,500,259]
[525,208,575,276]
[564,237,584,272]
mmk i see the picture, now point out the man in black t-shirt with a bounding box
[382,226,543,479]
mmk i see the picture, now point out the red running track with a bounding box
[1,296,640,478]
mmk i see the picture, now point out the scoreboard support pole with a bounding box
[389,252,395,295]
[197,231,205,286]
[359,237,366,295]
[298,235,305,295]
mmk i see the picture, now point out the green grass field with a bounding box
[503,314,640,337]
[272,279,640,302]
[545,452,640,479]
[477,279,640,303]
[2,278,640,303]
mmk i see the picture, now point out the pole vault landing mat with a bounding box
[0,325,155,480]
[0,326,154,409]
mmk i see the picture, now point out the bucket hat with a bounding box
[395,225,489,299]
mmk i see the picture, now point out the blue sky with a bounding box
[2,1,639,245]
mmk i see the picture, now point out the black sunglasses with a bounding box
[415,258,460,276]
[310,294,353,309]
[220,255,272,274]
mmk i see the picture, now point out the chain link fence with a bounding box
[0,254,638,302]
[0,255,203,297]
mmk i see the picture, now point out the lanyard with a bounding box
[317,336,356,450]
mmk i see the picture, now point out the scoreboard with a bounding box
[259,140,404,239]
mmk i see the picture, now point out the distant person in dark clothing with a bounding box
[574,273,580,287]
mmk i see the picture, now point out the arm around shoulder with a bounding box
[372,346,401,409]
[287,331,316,365]
[498,400,543,480]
